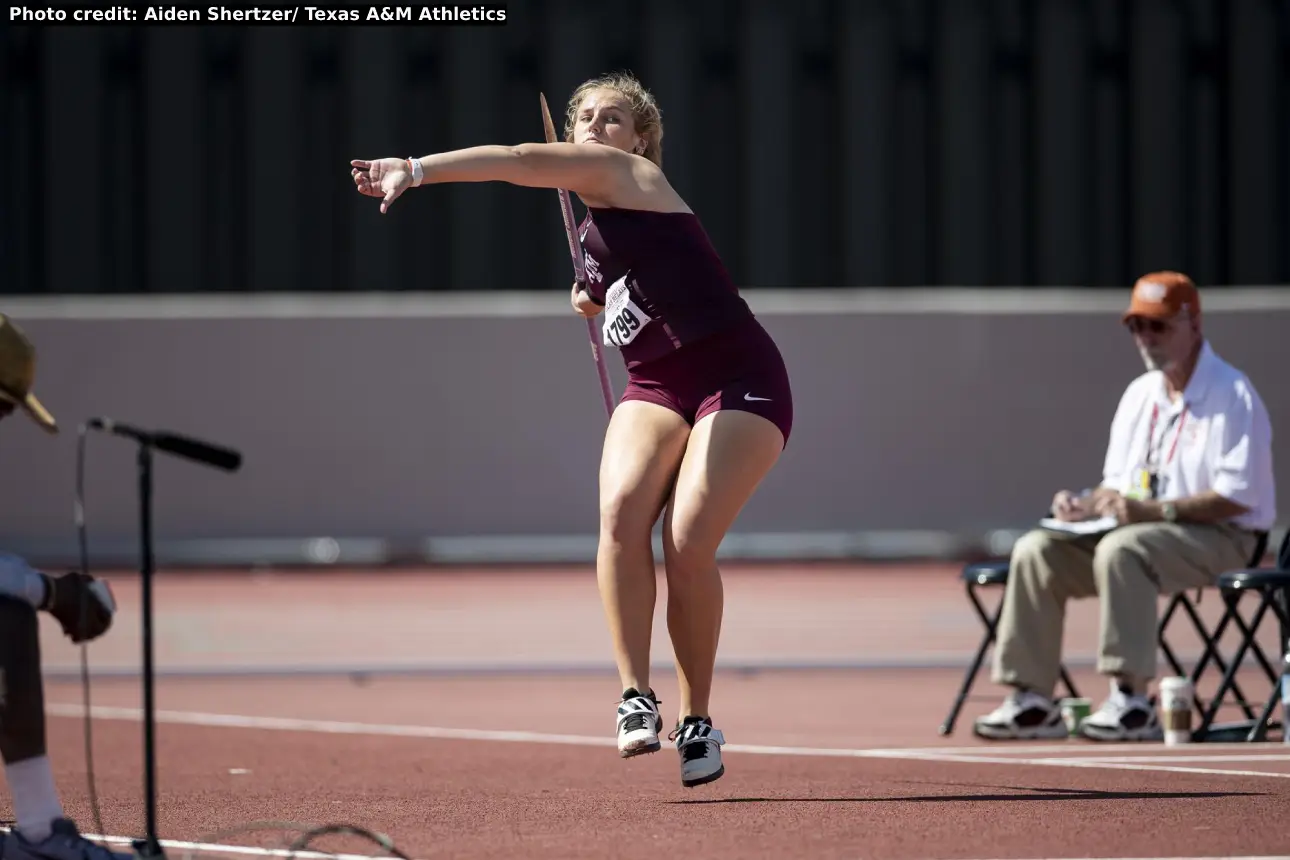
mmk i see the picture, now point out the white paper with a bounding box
[1038,515,1119,535]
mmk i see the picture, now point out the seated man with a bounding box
[973,272,1276,742]
[0,314,131,860]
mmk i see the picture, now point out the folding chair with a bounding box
[1192,530,1290,742]
[1157,530,1270,726]
[938,559,1081,735]
[939,531,1272,737]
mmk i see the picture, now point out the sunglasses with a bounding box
[1125,317,1175,335]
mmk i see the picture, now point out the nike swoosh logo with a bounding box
[744,393,772,402]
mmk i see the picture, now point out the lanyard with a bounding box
[1145,402,1188,471]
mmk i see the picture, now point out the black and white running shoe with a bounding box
[1079,681,1163,742]
[670,715,726,787]
[972,689,1070,740]
[616,687,663,758]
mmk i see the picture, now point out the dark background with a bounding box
[4,0,1288,297]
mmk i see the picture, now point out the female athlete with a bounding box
[351,72,793,788]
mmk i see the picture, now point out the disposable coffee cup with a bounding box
[1159,676,1194,745]
[1059,698,1092,736]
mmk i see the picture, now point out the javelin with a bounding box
[539,92,616,419]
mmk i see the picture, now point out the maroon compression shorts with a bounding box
[619,318,794,447]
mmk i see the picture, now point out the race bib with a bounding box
[602,275,651,348]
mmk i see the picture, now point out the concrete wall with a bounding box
[1,288,1287,567]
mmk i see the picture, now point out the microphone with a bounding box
[87,418,243,472]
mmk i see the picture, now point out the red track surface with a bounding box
[27,564,1290,859]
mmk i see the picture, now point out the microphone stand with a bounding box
[83,419,242,860]
[134,442,161,860]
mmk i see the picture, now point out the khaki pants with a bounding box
[991,522,1258,697]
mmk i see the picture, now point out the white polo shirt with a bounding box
[1101,340,1277,531]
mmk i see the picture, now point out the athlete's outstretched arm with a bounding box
[350,143,642,213]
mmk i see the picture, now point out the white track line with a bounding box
[63,838,1290,860]
[44,704,1288,756]
[44,704,929,759]
[91,835,408,860]
[893,741,1290,756]
[47,704,1290,780]
[0,829,416,860]
[63,834,1290,860]
[916,752,1290,780]
[1067,754,1290,764]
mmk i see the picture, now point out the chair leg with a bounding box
[1196,590,1274,739]
[1247,588,1290,742]
[1058,666,1080,699]
[940,583,1001,736]
[1158,595,1186,676]
[1178,595,1257,720]
[1158,593,1245,720]
[1226,604,1283,687]
[1158,595,1203,714]
[1187,597,1249,724]
[1246,676,1281,742]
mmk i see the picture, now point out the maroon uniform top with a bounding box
[578,206,756,370]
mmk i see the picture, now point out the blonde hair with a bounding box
[563,71,664,167]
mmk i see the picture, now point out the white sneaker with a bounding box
[972,689,1070,740]
[670,716,725,787]
[616,687,662,758]
[1079,681,1162,742]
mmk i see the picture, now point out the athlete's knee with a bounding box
[0,597,47,762]
[600,482,667,547]
[661,509,720,576]
[662,539,715,581]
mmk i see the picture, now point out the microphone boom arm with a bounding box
[88,419,242,472]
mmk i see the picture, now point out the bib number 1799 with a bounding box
[602,275,650,348]
[606,307,642,346]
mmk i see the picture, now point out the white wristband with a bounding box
[407,157,424,187]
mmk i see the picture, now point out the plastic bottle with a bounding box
[1282,640,1290,745]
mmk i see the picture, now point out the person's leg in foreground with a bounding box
[659,408,784,786]
[0,584,133,860]
[597,399,692,758]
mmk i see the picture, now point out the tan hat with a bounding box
[1122,271,1201,322]
[0,314,58,434]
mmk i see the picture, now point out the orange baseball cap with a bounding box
[1122,271,1200,322]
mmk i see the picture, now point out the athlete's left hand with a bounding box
[350,158,412,214]
[572,281,603,318]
